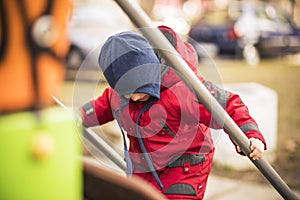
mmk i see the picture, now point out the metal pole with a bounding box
[83,127,127,171]
[51,95,126,171]
[114,1,299,199]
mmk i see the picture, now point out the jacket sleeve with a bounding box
[80,88,115,127]
[201,80,267,151]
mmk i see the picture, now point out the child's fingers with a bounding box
[249,138,264,160]
[236,138,264,160]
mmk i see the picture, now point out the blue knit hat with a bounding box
[98,31,161,99]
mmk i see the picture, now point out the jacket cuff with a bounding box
[245,131,267,150]
[80,101,99,127]
[235,131,267,156]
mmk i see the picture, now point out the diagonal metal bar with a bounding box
[51,95,126,171]
[83,127,126,171]
[113,1,299,199]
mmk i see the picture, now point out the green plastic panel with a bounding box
[0,107,82,200]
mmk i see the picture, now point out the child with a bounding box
[80,27,266,199]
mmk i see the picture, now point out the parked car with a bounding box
[189,1,300,65]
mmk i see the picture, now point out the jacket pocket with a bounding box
[164,183,196,196]
[159,120,177,138]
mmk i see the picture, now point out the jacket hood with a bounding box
[157,26,202,89]
[98,31,161,99]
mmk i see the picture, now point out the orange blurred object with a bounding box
[0,0,71,112]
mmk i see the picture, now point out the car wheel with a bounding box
[243,44,260,66]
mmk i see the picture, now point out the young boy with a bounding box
[80,27,266,199]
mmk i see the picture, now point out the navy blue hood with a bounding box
[98,31,161,100]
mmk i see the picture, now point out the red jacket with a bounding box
[81,26,266,198]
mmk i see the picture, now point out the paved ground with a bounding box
[205,175,300,200]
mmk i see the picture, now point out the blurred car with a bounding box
[189,1,300,65]
[65,1,132,80]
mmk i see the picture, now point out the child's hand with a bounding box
[237,138,265,160]
[249,138,265,160]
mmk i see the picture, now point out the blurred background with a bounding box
[62,0,300,198]
[65,0,300,75]
[0,0,300,200]
[1,0,299,199]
